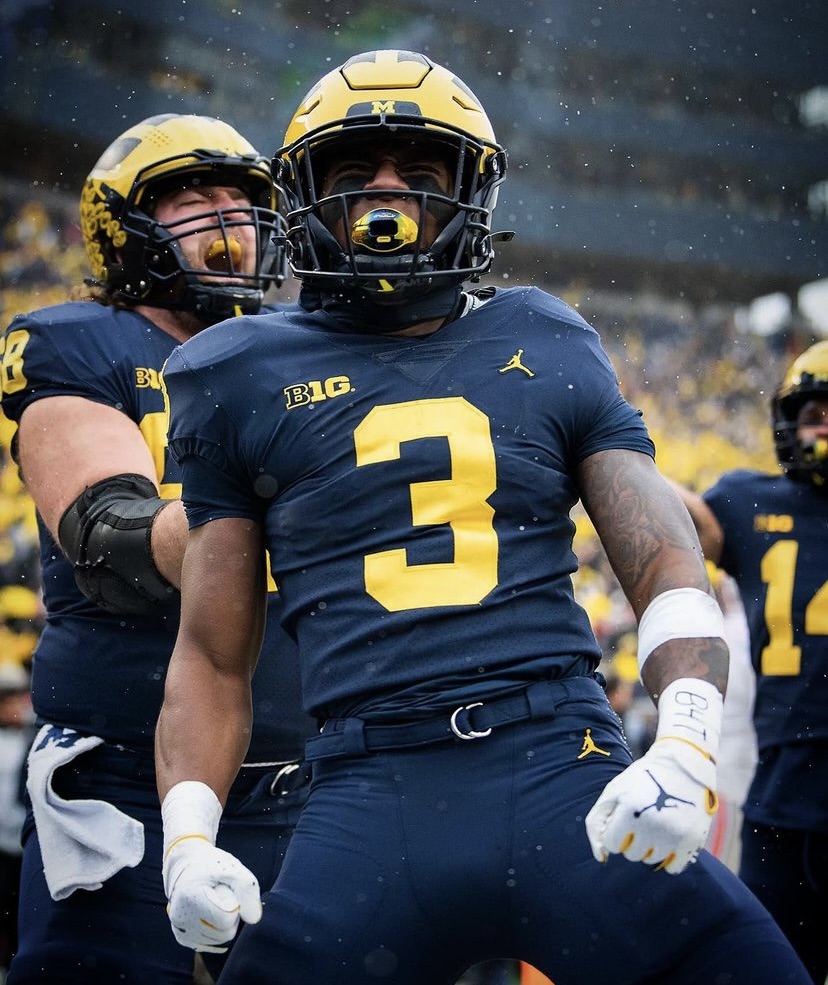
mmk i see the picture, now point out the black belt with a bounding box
[305,675,604,762]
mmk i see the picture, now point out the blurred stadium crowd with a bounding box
[0,176,814,703]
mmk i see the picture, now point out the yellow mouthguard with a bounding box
[205,238,243,265]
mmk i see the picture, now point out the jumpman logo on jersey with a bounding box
[498,349,535,377]
[577,728,611,759]
[634,770,694,816]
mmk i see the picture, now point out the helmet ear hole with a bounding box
[142,238,180,283]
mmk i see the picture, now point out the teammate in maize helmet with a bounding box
[156,52,810,984]
[1,113,314,984]
[677,339,828,984]
[80,112,283,322]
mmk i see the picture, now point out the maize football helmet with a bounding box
[771,340,828,486]
[273,50,508,305]
[80,114,283,321]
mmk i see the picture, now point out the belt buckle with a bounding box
[449,702,492,741]
[269,762,301,796]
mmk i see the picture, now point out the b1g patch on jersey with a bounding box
[284,375,353,410]
[135,367,163,389]
[754,513,794,533]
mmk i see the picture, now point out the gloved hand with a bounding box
[585,678,722,875]
[163,836,262,953]
[161,780,262,953]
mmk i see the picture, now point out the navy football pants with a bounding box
[8,743,309,985]
[219,681,810,985]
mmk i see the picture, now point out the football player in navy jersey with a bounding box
[0,114,315,984]
[156,52,810,984]
[677,340,828,984]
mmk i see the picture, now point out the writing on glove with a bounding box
[163,835,263,953]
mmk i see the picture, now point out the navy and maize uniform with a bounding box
[1,300,315,985]
[703,469,828,980]
[164,286,805,985]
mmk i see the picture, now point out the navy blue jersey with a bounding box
[165,286,654,721]
[1,300,312,759]
[704,470,828,830]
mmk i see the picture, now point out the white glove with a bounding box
[585,678,722,875]
[161,781,262,953]
[163,837,262,952]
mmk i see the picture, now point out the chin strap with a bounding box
[115,284,264,324]
[300,283,464,333]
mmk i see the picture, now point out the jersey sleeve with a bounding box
[1,304,139,424]
[575,363,655,461]
[533,295,655,463]
[163,344,264,527]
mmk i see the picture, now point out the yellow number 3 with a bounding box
[354,397,498,611]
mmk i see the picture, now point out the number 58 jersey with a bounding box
[164,286,655,722]
[1,300,310,759]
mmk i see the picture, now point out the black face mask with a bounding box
[280,126,508,312]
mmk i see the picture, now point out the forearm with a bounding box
[630,571,728,810]
[635,579,729,702]
[640,636,729,702]
[155,653,252,805]
[157,654,263,953]
[155,518,265,803]
[580,451,728,698]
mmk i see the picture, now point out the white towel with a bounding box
[27,724,145,901]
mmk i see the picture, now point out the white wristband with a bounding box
[655,678,723,762]
[161,780,223,860]
[637,587,724,672]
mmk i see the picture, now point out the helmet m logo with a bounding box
[345,102,422,120]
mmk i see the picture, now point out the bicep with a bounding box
[578,449,709,619]
[17,395,158,537]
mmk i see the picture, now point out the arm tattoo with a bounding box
[579,450,708,607]
[642,638,730,699]
[579,450,726,698]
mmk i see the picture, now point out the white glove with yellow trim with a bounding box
[161,781,262,953]
[585,678,722,875]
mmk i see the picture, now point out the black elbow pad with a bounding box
[58,473,179,615]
